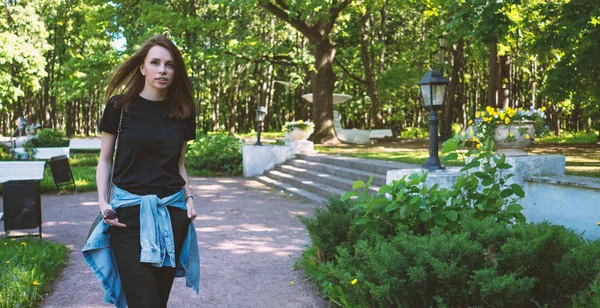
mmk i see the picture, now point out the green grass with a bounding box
[236,131,285,139]
[38,153,99,194]
[68,153,99,167]
[0,237,69,307]
[537,131,598,144]
[315,144,464,166]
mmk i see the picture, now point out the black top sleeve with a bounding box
[184,114,196,141]
[98,97,121,134]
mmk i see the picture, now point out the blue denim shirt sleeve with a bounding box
[82,186,200,307]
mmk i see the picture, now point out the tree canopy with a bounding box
[0,0,597,140]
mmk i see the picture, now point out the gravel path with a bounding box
[0,177,327,308]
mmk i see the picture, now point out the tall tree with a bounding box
[225,0,354,143]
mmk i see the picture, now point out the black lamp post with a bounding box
[418,69,449,171]
[255,106,267,146]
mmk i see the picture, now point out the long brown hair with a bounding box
[104,35,195,119]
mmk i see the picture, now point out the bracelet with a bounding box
[185,196,194,202]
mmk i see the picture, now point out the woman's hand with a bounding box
[186,197,197,221]
[100,202,126,228]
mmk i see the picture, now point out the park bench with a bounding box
[0,161,46,237]
[12,147,70,160]
[69,139,101,151]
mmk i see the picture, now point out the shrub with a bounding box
[399,127,428,139]
[341,153,525,237]
[36,128,69,147]
[0,145,12,161]
[298,197,359,262]
[11,140,38,160]
[299,134,600,307]
[300,216,600,307]
[185,132,243,175]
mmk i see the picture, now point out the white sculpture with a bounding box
[301,93,393,144]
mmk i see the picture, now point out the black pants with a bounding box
[110,206,189,308]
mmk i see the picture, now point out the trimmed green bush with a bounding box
[299,211,600,307]
[0,146,11,161]
[36,129,69,147]
[298,197,359,262]
[185,132,243,175]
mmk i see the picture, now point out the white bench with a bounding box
[12,147,70,160]
[0,161,46,184]
[69,139,101,151]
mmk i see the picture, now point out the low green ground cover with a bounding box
[298,142,600,307]
[0,237,69,307]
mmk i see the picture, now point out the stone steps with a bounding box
[254,153,418,204]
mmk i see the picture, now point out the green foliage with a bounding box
[19,140,38,161]
[572,279,600,308]
[185,132,243,175]
[297,129,600,307]
[0,237,69,307]
[299,214,600,307]
[398,127,428,139]
[538,131,599,144]
[339,142,525,237]
[451,122,462,137]
[0,146,12,161]
[298,197,359,263]
[36,129,69,147]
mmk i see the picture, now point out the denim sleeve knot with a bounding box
[82,185,200,307]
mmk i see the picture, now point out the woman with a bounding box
[83,35,200,308]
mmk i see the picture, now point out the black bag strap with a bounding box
[107,107,124,201]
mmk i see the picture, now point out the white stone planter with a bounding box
[493,120,535,156]
[286,127,313,141]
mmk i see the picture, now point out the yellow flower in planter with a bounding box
[282,120,315,133]
[468,106,548,152]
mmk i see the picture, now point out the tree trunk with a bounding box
[499,55,510,109]
[310,39,338,144]
[442,39,464,140]
[360,10,383,129]
[487,41,498,107]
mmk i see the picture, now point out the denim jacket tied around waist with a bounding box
[82,185,200,308]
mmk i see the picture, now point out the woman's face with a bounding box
[140,46,175,93]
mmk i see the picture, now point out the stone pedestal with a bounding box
[386,155,566,189]
[243,145,293,177]
[386,167,462,189]
[284,139,315,154]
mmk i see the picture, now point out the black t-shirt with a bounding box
[98,95,196,198]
